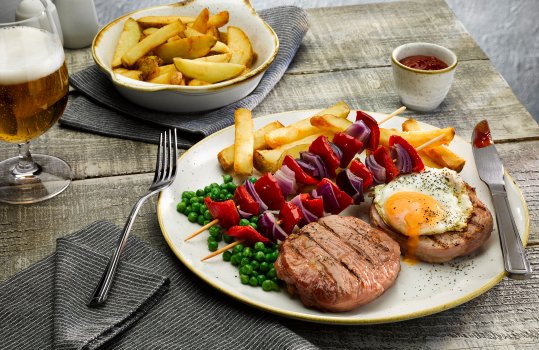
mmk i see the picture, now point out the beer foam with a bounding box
[0,26,65,85]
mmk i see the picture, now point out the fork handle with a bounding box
[87,195,150,307]
[490,186,532,279]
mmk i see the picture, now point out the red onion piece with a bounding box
[365,154,386,184]
[336,169,364,204]
[274,165,298,197]
[244,179,268,212]
[329,142,343,161]
[391,143,413,174]
[295,158,318,178]
[259,211,288,242]
[300,151,328,179]
[290,195,318,226]
[312,182,340,214]
[345,120,371,144]
[238,209,253,219]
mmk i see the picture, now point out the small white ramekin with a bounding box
[391,43,458,112]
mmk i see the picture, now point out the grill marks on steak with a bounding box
[369,184,493,263]
[275,216,401,312]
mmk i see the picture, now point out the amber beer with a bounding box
[0,26,68,143]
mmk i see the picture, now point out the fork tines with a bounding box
[153,129,178,186]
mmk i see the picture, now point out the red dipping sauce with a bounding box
[399,55,448,70]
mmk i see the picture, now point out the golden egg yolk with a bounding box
[384,192,445,264]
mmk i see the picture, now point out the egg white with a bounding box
[373,168,473,235]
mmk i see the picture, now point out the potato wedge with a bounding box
[192,8,209,33]
[137,15,193,28]
[183,26,204,37]
[227,26,253,67]
[401,118,421,132]
[310,114,352,133]
[113,68,142,80]
[233,108,254,175]
[219,31,228,43]
[149,70,183,85]
[173,58,244,83]
[255,133,331,173]
[218,121,284,171]
[155,35,217,63]
[419,154,443,169]
[379,127,455,149]
[122,21,185,67]
[264,102,350,148]
[206,26,219,40]
[142,27,159,36]
[207,11,229,28]
[210,41,230,53]
[188,79,211,86]
[112,18,141,68]
[194,53,231,63]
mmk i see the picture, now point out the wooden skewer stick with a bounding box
[416,134,446,151]
[185,219,219,241]
[202,239,245,261]
[377,106,406,125]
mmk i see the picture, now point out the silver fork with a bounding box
[88,129,178,307]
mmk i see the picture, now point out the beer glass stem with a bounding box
[12,142,41,177]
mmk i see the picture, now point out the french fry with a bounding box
[206,26,219,39]
[310,114,352,133]
[173,58,245,83]
[379,127,455,149]
[233,109,254,175]
[113,68,143,80]
[194,53,231,63]
[137,15,193,28]
[219,31,228,43]
[210,41,230,53]
[227,26,253,67]
[264,102,350,148]
[255,133,332,173]
[155,35,217,63]
[142,27,159,36]
[184,26,204,37]
[218,121,284,171]
[192,8,209,33]
[149,70,183,85]
[122,21,185,67]
[112,18,141,68]
[188,79,211,86]
[401,118,465,172]
[207,11,229,28]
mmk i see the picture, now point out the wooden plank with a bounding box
[287,0,488,74]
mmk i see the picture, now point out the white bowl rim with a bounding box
[92,0,279,92]
[391,42,458,75]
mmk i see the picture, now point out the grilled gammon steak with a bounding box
[274,215,401,312]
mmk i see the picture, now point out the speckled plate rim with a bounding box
[157,110,530,325]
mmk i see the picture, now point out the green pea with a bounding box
[214,233,222,242]
[230,254,241,266]
[203,220,210,225]
[182,191,194,199]
[267,267,277,279]
[249,177,257,183]
[198,196,205,204]
[249,223,258,230]
[250,216,259,224]
[259,262,269,273]
[191,202,201,212]
[176,202,187,213]
[250,260,260,271]
[240,274,249,285]
[223,233,233,244]
[196,189,205,196]
[220,189,228,196]
[223,174,233,183]
[209,229,220,239]
[225,193,234,200]
[239,264,253,276]
[223,251,232,262]
[265,253,272,262]
[187,212,198,223]
[207,236,216,244]
[233,244,244,254]
[218,193,225,200]
[185,206,192,214]
[226,182,237,192]
[257,274,266,285]
[254,242,265,252]
[242,247,252,258]
[255,251,266,262]
[209,225,220,235]
[249,276,258,287]
[240,257,250,267]
[270,251,279,262]
[210,182,219,188]
[208,241,218,252]
[197,215,205,225]
[189,197,199,205]
[239,218,250,226]
[261,279,275,292]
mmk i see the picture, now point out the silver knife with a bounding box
[472,120,531,279]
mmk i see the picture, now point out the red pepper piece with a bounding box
[227,225,270,245]
[308,135,340,177]
[355,111,380,150]
[278,202,304,233]
[282,155,318,185]
[332,132,364,168]
[373,146,399,182]
[204,198,240,228]
[349,159,374,191]
[389,135,425,173]
[234,185,260,215]
[297,194,324,218]
[254,173,285,210]
[317,178,353,213]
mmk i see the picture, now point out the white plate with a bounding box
[157,110,530,324]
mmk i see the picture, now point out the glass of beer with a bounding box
[0,1,70,204]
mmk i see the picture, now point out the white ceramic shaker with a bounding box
[16,0,64,44]
[54,0,100,48]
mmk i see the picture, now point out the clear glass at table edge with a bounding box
[0,0,71,204]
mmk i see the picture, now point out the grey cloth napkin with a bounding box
[0,221,317,350]
[60,6,309,148]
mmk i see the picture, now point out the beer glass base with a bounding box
[0,154,71,204]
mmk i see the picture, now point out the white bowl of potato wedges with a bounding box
[92,0,279,112]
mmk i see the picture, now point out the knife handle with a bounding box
[491,186,532,279]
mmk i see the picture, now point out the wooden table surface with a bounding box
[1,0,538,348]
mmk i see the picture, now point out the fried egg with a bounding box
[373,168,473,237]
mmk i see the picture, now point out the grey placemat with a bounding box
[0,221,317,350]
[60,6,309,147]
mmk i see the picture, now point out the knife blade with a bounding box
[472,120,531,279]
